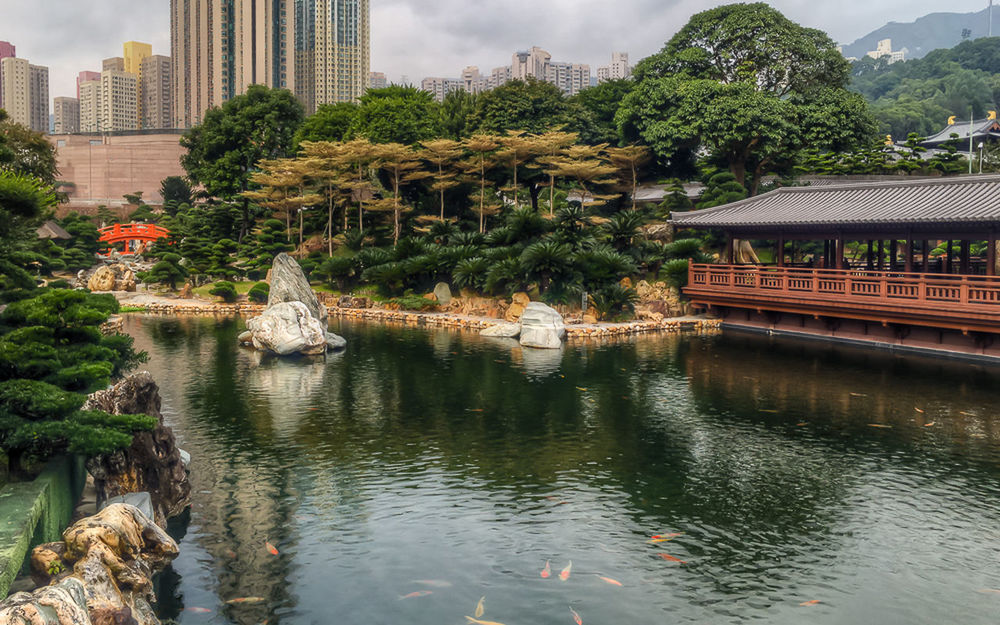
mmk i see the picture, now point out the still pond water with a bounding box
[123,316,1000,625]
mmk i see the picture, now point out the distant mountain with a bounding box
[842,8,1000,61]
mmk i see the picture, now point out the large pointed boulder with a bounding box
[519,302,566,349]
[268,253,327,322]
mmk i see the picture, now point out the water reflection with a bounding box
[123,316,1000,625]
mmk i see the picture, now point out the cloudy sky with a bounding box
[0,0,992,102]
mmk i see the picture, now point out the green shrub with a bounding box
[388,293,438,311]
[589,284,639,321]
[247,282,270,303]
[209,280,238,302]
[316,256,356,291]
[663,258,690,289]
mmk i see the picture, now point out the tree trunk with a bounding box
[439,162,445,221]
[529,183,540,212]
[631,164,638,211]
[549,175,555,216]
[240,198,250,242]
[393,170,401,245]
[730,160,747,189]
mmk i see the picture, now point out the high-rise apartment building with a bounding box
[1,57,49,133]
[77,71,100,99]
[124,41,153,126]
[172,0,297,128]
[100,66,138,131]
[141,55,172,129]
[79,80,101,132]
[29,65,49,133]
[103,57,125,72]
[512,47,551,81]
[420,76,463,102]
[53,97,80,134]
[294,0,371,114]
[546,62,590,96]
[370,71,387,90]
[0,41,15,110]
[171,0,371,125]
[596,52,630,83]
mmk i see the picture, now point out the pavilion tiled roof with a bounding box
[671,175,1000,231]
[919,118,1000,147]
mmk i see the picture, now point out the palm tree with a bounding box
[542,144,618,210]
[520,239,575,293]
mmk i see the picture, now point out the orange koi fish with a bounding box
[465,617,506,625]
[759,409,778,413]
[475,596,485,618]
[799,599,821,606]
[569,606,583,625]
[575,387,588,391]
[559,561,572,581]
[399,590,433,600]
[924,422,936,427]
[796,422,808,427]
[597,576,623,586]
[657,553,686,563]
[540,560,551,578]
[184,607,212,614]
[867,424,892,429]
[265,541,279,555]
[849,392,867,397]
[466,408,485,412]
[914,407,924,413]
[226,597,265,605]
[977,588,1000,594]
[651,533,683,540]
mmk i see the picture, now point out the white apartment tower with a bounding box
[100,68,139,131]
[0,57,49,133]
[512,47,551,81]
[597,52,630,83]
[79,80,101,132]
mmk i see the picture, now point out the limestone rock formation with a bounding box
[519,302,566,349]
[481,322,521,338]
[245,254,346,355]
[433,282,453,306]
[268,253,327,322]
[18,503,179,625]
[0,577,91,625]
[505,292,531,322]
[247,301,329,356]
[87,264,136,292]
[83,373,190,527]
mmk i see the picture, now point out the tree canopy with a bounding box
[619,2,877,193]
[469,78,571,135]
[351,86,441,145]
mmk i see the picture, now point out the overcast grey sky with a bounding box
[0,0,992,103]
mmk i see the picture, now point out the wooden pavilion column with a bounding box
[877,240,885,271]
[960,240,971,275]
[988,232,997,276]
[922,240,930,273]
[726,233,734,264]
[946,239,954,274]
[776,235,785,267]
[904,234,913,273]
[836,233,845,269]
[866,240,874,270]
[889,239,898,271]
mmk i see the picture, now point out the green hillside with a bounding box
[842,8,1000,60]
[851,37,1000,139]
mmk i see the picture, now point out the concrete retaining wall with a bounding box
[0,456,87,598]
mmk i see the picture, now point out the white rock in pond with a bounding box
[481,322,521,338]
[326,331,347,351]
[247,301,328,356]
[519,302,566,349]
[433,282,453,306]
[237,330,253,344]
[268,253,327,322]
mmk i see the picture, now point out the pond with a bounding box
[123,316,1000,625]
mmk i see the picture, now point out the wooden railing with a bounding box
[685,263,1000,329]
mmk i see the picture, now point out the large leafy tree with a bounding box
[568,79,635,146]
[351,86,441,145]
[180,85,305,238]
[469,78,570,135]
[294,102,359,145]
[619,2,877,194]
[0,115,58,185]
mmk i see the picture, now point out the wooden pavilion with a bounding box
[672,175,1000,360]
